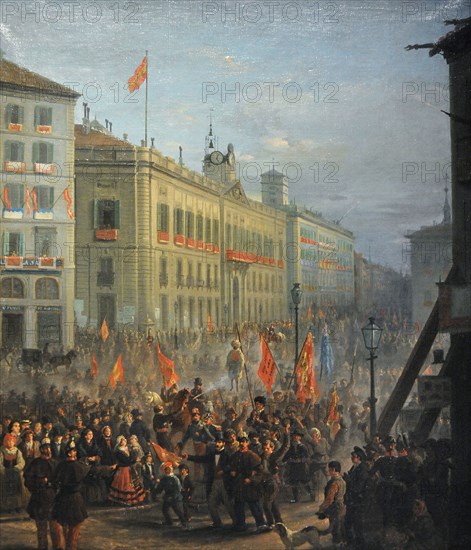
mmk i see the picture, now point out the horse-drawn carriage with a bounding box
[16,347,77,374]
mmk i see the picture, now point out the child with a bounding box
[177,463,194,522]
[154,462,189,529]
[141,452,158,501]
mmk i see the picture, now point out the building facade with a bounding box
[0,59,79,350]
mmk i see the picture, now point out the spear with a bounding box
[236,323,254,409]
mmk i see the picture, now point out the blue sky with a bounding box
[2,0,466,269]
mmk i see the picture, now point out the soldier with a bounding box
[319,460,346,545]
[189,378,205,413]
[24,439,60,550]
[370,435,399,527]
[344,446,369,549]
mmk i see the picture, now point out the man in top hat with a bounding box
[189,378,205,413]
[129,410,151,454]
[152,405,174,452]
[283,429,315,502]
[246,396,269,432]
[226,339,244,392]
[24,438,60,550]
[344,446,369,549]
[221,403,249,433]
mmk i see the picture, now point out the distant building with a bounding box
[405,188,452,325]
[0,59,80,349]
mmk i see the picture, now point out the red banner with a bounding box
[257,336,277,394]
[63,187,74,219]
[91,353,99,379]
[157,342,179,387]
[3,187,11,210]
[128,56,147,92]
[31,187,38,212]
[109,354,125,389]
[100,319,109,342]
[25,187,31,216]
[326,388,340,424]
[151,441,181,466]
[295,332,316,404]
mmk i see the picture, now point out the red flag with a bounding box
[91,353,99,379]
[31,187,38,212]
[63,187,74,219]
[150,441,181,466]
[25,187,31,216]
[207,312,213,332]
[157,342,179,387]
[128,56,147,92]
[100,318,109,342]
[3,186,11,210]
[295,332,316,404]
[327,388,340,424]
[109,354,124,389]
[258,336,277,394]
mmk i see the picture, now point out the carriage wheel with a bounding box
[16,358,29,374]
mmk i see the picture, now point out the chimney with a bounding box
[86,107,90,119]
[123,133,128,141]
[151,137,155,148]
[105,119,109,130]
[109,122,112,133]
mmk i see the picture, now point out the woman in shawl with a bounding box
[108,435,146,506]
[0,433,27,512]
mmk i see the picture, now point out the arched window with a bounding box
[36,278,59,299]
[0,277,24,298]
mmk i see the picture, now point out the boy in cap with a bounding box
[154,462,189,529]
[177,463,194,522]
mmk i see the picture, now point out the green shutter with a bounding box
[114,200,120,229]
[47,108,52,125]
[49,187,54,209]
[32,142,39,163]
[174,208,178,233]
[19,185,25,207]
[34,106,40,127]
[4,141,11,161]
[93,199,99,229]
[47,143,53,163]
[19,233,25,256]
[18,106,24,125]
[2,232,9,256]
[18,142,25,162]
[5,105,12,127]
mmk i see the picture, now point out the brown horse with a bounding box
[168,388,192,445]
[47,350,78,374]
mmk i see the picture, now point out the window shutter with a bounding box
[174,207,178,233]
[49,187,54,209]
[5,105,12,127]
[2,232,9,256]
[32,142,39,163]
[93,199,99,229]
[34,106,40,127]
[19,185,25,207]
[19,233,25,256]
[18,106,24,124]
[47,143,53,162]
[47,108,52,125]
[18,142,25,162]
[114,200,120,228]
[4,141,11,161]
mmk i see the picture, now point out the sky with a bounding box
[1,0,466,269]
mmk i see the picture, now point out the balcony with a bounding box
[186,237,195,249]
[186,276,195,288]
[97,271,115,287]
[4,161,25,173]
[36,125,52,134]
[159,273,169,287]
[174,234,185,246]
[0,256,64,270]
[34,163,54,174]
[205,243,213,253]
[2,208,23,220]
[213,245,220,254]
[158,230,169,243]
[95,229,118,241]
[196,240,204,250]
[8,123,22,132]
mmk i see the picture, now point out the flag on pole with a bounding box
[320,327,334,381]
[157,342,179,387]
[91,353,99,379]
[326,387,340,424]
[25,187,31,216]
[128,56,147,92]
[3,187,11,210]
[294,332,316,404]
[258,336,277,394]
[109,354,125,389]
[63,187,74,219]
[207,312,213,332]
[100,319,109,342]
[150,441,181,466]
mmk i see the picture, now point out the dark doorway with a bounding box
[98,294,116,329]
[2,313,23,348]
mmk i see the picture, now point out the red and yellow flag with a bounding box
[207,312,213,332]
[151,441,181,467]
[128,56,147,92]
[258,336,277,394]
[31,187,38,212]
[3,186,11,210]
[100,318,109,342]
[63,187,74,220]
[25,187,31,216]
[295,332,316,404]
[91,353,99,379]
[326,387,340,424]
[157,342,179,387]
[109,354,125,389]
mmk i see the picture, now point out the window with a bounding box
[34,106,52,126]
[36,278,59,299]
[185,211,194,238]
[161,296,169,330]
[36,186,54,210]
[33,142,54,164]
[206,265,211,288]
[157,203,169,232]
[4,184,24,209]
[176,259,183,286]
[159,257,168,286]
[4,141,24,161]
[205,218,211,242]
[174,207,184,235]
[1,277,24,298]
[225,223,232,248]
[94,199,120,229]
[196,214,203,240]
[212,219,219,245]
[97,257,114,286]
[5,104,24,126]
[214,265,219,288]
[35,228,57,257]
[2,231,24,256]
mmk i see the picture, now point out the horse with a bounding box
[47,349,77,374]
[168,388,192,445]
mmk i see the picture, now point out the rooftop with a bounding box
[74,125,134,148]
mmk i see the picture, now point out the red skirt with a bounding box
[108,466,146,506]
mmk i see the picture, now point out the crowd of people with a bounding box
[0,310,451,549]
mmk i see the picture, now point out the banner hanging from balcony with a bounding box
[63,187,74,219]
[25,187,31,216]
[3,187,11,210]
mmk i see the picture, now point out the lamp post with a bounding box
[291,283,303,374]
[361,316,383,437]
[174,301,178,349]
[223,303,228,327]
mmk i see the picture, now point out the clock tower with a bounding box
[202,115,236,186]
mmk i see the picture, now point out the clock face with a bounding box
[210,151,224,165]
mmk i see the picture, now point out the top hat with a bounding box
[194,377,203,385]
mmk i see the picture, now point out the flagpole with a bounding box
[236,323,254,409]
[145,50,148,147]
[287,333,308,392]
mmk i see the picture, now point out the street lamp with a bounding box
[174,301,178,349]
[290,282,303,376]
[361,316,383,437]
